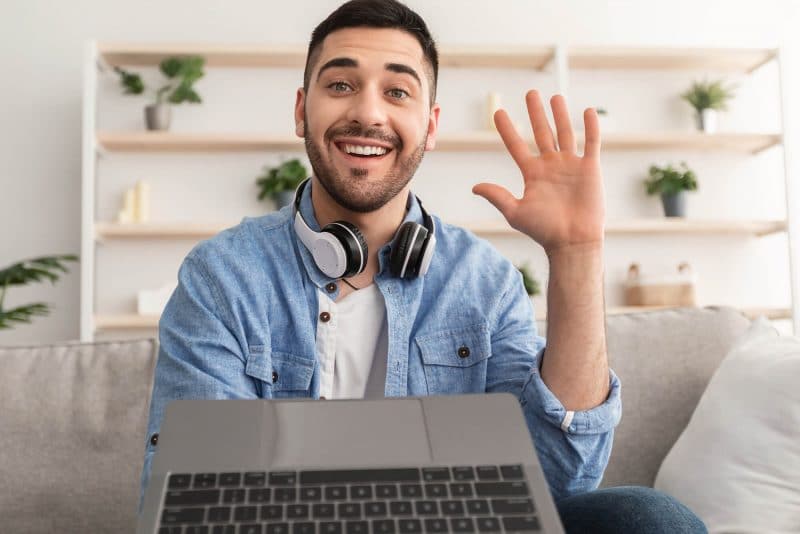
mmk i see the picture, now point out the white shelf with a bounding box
[568,46,776,74]
[96,130,782,154]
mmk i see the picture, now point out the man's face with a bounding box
[295,27,440,213]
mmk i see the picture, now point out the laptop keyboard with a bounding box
[157,465,542,533]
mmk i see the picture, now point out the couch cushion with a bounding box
[0,338,157,532]
[600,306,751,488]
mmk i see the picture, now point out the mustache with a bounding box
[325,125,403,151]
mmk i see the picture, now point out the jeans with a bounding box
[556,486,707,533]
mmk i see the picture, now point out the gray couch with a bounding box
[0,306,752,532]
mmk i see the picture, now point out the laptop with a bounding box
[137,393,565,533]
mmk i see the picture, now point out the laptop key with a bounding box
[451,517,476,533]
[300,469,420,485]
[452,467,475,481]
[194,473,218,488]
[234,506,258,522]
[441,500,465,516]
[376,484,398,498]
[365,501,388,517]
[338,502,361,518]
[450,483,473,497]
[398,519,422,533]
[248,488,271,503]
[300,487,322,501]
[466,499,490,515]
[423,518,448,532]
[261,504,283,520]
[239,526,262,534]
[345,521,369,534]
[500,465,524,480]
[502,516,541,532]
[424,483,447,498]
[320,521,343,534]
[389,501,412,515]
[160,527,182,534]
[165,489,220,506]
[414,501,438,515]
[287,504,310,519]
[399,484,422,498]
[266,523,290,534]
[270,471,297,486]
[185,527,209,534]
[274,488,297,502]
[244,472,266,486]
[168,474,192,489]
[422,467,450,481]
[161,507,205,524]
[220,473,242,486]
[312,503,335,519]
[212,526,236,534]
[292,522,315,534]
[208,506,232,522]
[371,519,396,534]
[476,517,501,532]
[223,489,247,504]
[325,486,348,500]
[491,498,535,515]
[475,482,529,497]
[351,485,373,500]
[475,466,500,481]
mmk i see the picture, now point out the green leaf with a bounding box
[0,255,78,287]
[255,159,309,202]
[516,264,541,296]
[160,57,182,78]
[0,303,50,330]
[644,162,699,195]
[115,67,145,95]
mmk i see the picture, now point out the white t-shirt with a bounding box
[315,284,388,399]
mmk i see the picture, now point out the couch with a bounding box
[0,306,753,532]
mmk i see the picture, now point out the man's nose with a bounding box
[345,87,388,127]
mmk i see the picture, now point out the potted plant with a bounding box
[680,78,737,134]
[256,159,309,209]
[114,56,205,131]
[0,255,78,329]
[644,161,698,217]
[516,264,542,297]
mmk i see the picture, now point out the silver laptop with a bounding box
[137,393,565,533]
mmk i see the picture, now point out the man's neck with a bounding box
[310,177,410,288]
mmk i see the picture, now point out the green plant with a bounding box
[0,255,78,330]
[680,78,737,112]
[114,56,205,105]
[595,107,608,116]
[256,159,309,201]
[644,162,698,196]
[516,264,541,297]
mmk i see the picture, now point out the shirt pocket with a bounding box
[246,346,315,399]
[415,324,491,394]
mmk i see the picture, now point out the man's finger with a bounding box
[494,109,532,169]
[551,94,576,154]
[472,183,518,219]
[584,107,601,159]
[526,90,557,154]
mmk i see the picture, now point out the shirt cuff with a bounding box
[523,348,622,435]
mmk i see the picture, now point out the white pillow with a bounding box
[654,317,800,533]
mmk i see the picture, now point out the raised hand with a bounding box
[473,90,605,255]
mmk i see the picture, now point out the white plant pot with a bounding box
[696,108,718,133]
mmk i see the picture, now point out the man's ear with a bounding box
[424,103,441,151]
[294,88,305,138]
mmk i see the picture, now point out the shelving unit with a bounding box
[82,42,797,340]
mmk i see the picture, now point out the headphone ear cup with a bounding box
[390,222,428,278]
[323,221,368,278]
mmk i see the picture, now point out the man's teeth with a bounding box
[343,144,388,156]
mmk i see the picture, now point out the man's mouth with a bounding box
[334,140,394,160]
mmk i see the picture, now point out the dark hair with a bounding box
[304,0,439,104]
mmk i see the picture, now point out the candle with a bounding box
[487,92,502,131]
[135,180,150,223]
[122,189,136,222]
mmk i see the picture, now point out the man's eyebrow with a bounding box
[385,63,421,88]
[316,57,358,81]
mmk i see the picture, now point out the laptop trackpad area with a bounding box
[269,399,432,468]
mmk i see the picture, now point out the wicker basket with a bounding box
[624,262,697,307]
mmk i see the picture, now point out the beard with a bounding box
[304,113,427,213]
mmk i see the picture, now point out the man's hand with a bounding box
[473,90,605,255]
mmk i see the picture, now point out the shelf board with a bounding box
[96,130,782,154]
[96,218,787,241]
[94,306,792,331]
[568,46,776,74]
[98,43,555,70]
[463,219,787,237]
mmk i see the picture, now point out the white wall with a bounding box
[1,0,799,344]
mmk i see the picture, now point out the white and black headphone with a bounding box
[293,178,436,280]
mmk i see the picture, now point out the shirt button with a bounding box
[150,433,159,446]
[272,371,278,383]
[319,311,331,323]
[325,282,337,293]
[458,346,470,358]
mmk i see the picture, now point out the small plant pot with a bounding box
[661,191,687,217]
[273,190,295,210]
[145,104,171,131]
[695,108,718,133]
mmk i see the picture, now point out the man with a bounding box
[141,1,706,531]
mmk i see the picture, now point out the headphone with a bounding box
[293,178,436,280]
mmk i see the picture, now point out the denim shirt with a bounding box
[140,182,622,504]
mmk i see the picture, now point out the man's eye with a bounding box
[328,81,352,92]
[387,88,409,99]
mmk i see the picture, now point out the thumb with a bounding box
[472,183,517,218]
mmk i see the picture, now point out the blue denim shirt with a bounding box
[141,182,622,504]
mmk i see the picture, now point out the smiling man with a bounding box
[140,1,706,532]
